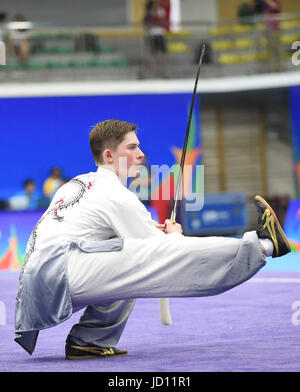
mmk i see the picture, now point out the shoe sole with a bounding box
[66,353,128,360]
[255,195,291,255]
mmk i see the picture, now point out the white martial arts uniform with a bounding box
[15,167,266,352]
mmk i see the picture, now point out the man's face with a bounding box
[111,131,145,178]
[25,183,35,196]
[52,168,61,179]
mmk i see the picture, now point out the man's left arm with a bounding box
[108,192,166,239]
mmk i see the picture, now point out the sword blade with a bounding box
[160,45,206,326]
[170,44,206,222]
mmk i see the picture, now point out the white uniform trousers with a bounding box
[66,231,266,347]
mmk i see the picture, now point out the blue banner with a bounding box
[0,93,201,199]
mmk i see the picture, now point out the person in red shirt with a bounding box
[144,0,170,77]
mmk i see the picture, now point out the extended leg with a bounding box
[67,230,266,305]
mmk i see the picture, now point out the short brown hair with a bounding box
[89,119,137,165]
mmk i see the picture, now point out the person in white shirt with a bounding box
[10,14,30,65]
[15,119,290,359]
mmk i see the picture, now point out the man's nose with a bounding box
[138,148,145,158]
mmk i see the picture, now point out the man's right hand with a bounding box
[164,219,183,234]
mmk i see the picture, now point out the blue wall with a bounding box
[0,93,201,199]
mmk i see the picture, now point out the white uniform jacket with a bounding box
[15,168,166,354]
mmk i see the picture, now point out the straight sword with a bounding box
[159,44,206,326]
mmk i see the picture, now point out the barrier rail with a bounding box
[0,12,299,81]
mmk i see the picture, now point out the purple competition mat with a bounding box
[1,269,300,372]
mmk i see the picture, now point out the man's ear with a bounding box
[102,149,114,164]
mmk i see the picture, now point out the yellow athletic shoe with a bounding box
[65,339,128,360]
[254,195,291,258]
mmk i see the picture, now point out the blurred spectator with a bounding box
[0,12,7,65]
[9,179,40,210]
[238,2,254,25]
[253,0,264,16]
[74,33,99,52]
[43,167,64,199]
[0,199,9,210]
[0,12,7,42]
[144,0,170,77]
[9,14,30,65]
[262,0,282,72]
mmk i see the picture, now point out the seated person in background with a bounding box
[0,12,8,42]
[9,179,39,210]
[9,14,30,65]
[43,166,64,199]
[0,12,7,65]
[237,2,254,25]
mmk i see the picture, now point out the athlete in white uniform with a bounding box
[14,119,291,359]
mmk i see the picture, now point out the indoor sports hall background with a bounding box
[1,0,300,373]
